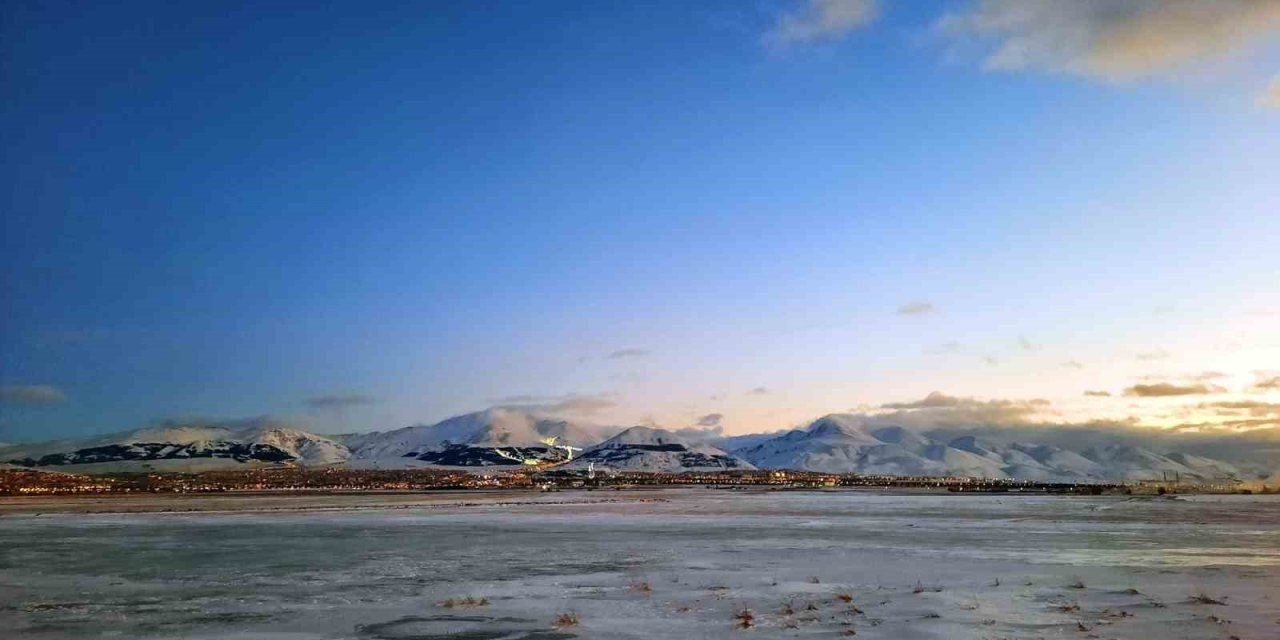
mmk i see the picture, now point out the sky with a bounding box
[2,0,1279,442]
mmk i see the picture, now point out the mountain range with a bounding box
[726,414,1265,482]
[566,426,752,473]
[1,409,1273,482]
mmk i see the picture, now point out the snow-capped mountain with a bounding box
[712,431,795,452]
[344,408,617,467]
[0,421,349,470]
[730,414,1262,482]
[568,426,754,472]
[735,415,1002,478]
[2,408,1269,480]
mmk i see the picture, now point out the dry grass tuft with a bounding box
[1189,593,1226,605]
[439,596,488,608]
[835,592,853,603]
[734,608,755,629]
[628,581,652,594]
[1067,577,1086,590]
[554,612,580,628]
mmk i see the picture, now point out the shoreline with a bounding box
[4,485,1266,517]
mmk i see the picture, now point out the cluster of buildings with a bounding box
[2,467,1269,497]
[0,469,114,495]
[532,469,1136,493]
[0,467,527,495]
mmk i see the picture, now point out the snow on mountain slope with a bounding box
[250,427,350,464]
[1077,445,1231,481]
[1005,443,1102,476]
[347,411,504,459]
[1163,452,1243,479]
[733,415,1252,482]
[4,410,1264,480]
[735,415,972,477]
[569,426,754,472]
[346,409,614,465]
[0,421,348,469]
[715,431,794,452]
[944,437,1104,480]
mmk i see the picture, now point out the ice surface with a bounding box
[2,489,1278,639]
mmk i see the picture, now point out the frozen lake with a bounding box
[2,488,1279,639]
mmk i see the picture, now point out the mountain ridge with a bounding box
[566,426,754,472]
[729,413,1267,482]
[2,410,1272,481]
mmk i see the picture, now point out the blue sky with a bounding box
[3,0,1279,441]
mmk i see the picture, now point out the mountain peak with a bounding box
[573,426,754,472]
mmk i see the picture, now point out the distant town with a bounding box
[1,466,1269,497]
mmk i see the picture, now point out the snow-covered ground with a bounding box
[2,489,1278,639]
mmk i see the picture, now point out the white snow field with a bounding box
[2,489,1278,639]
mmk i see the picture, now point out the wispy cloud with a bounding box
[0,385,67,406]
[671,417,726,440]
[1139,371,1232,383]
[1136,348,1170,361]
[1123,382,1224,397]
[1200,400,1280,417]
[546,395,617,414]
[305,393,378,411]
[1062,360,1085,369]
[606,348,650,360]
[882,391,972,410]
[1083,390,1112,397]
[1018,336,1042,351]
[695,412,724,427]
[747,387,770,396]
[1254,375,1280,392]
[877,391,1051,427]
[896,301,936,316]
[937,0,1280,82]
[766,0,880,46]
[494,393,618,416]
